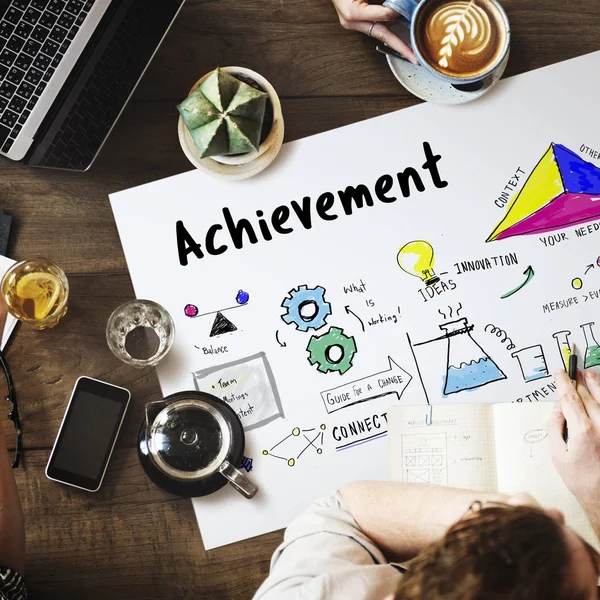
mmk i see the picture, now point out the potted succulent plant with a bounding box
[177,67,284,180]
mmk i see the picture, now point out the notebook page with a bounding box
[389,404,497,492]
[493,402,599,551]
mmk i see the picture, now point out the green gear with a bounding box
[306,327,357,375]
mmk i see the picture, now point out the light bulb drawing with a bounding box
[397,240,440,286]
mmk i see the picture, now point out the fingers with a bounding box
[354,21,418,64]
[575,370,600,418]
[334,0,397,26]
[547,401,567,457]
[554,370,589,431]
[351,4,398,22]
[584,370,600,405]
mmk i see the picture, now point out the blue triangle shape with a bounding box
[554,143,600,194]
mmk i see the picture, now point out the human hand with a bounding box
[548,370,600,523]
[330,0,418,64]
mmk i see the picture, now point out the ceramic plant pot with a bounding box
[178,66,284,180]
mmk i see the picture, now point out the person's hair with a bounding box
[394,503,586,600]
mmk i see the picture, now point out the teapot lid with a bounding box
[147,398,232,481]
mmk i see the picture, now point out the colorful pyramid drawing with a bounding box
[487,143,600,242]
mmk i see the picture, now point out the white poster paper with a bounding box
[111,51,600,549]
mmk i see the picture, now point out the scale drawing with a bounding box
[185,289,250,319]
[281,285,332,332]
[262,424,326,467]
[307,326,357,375]
[553,330,572,370]
[581,322,600,368]
[209,312,237,336]
[401,432,447,485]
[487,143,600,242]
[511,345,551,382]
[235,290,250,304]
[397,240,440,286]
[413,317,506,395]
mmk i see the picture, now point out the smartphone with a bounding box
[46,376,131,492]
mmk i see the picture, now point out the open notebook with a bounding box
[388,403,599,551]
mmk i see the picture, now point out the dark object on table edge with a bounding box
[0,0,184,170]
[1,349,20,468]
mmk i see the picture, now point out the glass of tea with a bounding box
[1,259,69,330]
[106,299,175,368]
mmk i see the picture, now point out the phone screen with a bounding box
[46,378,130,491]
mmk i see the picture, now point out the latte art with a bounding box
[415,0,508,79]
[431,2,492,69]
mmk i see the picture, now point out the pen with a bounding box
[568,343,578,381]
[564,343,577,444]
[375,44,410,63]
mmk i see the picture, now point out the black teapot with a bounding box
[138,390,258,498]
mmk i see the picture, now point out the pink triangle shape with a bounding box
[494,192,600,240]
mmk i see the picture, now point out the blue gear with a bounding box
[281,285,332,332]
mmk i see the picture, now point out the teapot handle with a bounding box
[219,461,258,499]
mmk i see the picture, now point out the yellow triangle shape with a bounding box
[487,144,565,241]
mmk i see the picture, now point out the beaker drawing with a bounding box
[552,330,572,370]
[581,322,600,368]
[511,345,550,382]
[439,318,506,395]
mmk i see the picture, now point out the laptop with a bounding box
[0,0,184,170]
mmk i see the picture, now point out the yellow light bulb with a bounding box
[397,240,439,286]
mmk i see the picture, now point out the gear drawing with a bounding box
[281,285,332,332]
[306,327,357,375]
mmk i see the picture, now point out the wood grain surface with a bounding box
[2,0,599,597]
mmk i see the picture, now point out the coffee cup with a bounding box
[383,0,510,90]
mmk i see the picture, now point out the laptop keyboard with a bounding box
[0,0,95,153]
[26,0,183,171]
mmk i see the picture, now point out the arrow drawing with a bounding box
[275,330,286,347]
[501,266,535,299]
[585,263,595,274]
[320,356,412,414]
[345,305,365,332]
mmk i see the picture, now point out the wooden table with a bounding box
[2,0,599,597]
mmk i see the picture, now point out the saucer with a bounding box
[385,26,510,105]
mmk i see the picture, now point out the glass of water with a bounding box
[106,299,175,368]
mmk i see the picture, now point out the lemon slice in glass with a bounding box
[16,272,61,319]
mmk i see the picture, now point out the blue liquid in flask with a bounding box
[440,318,506,395]
[445,357,506,394]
